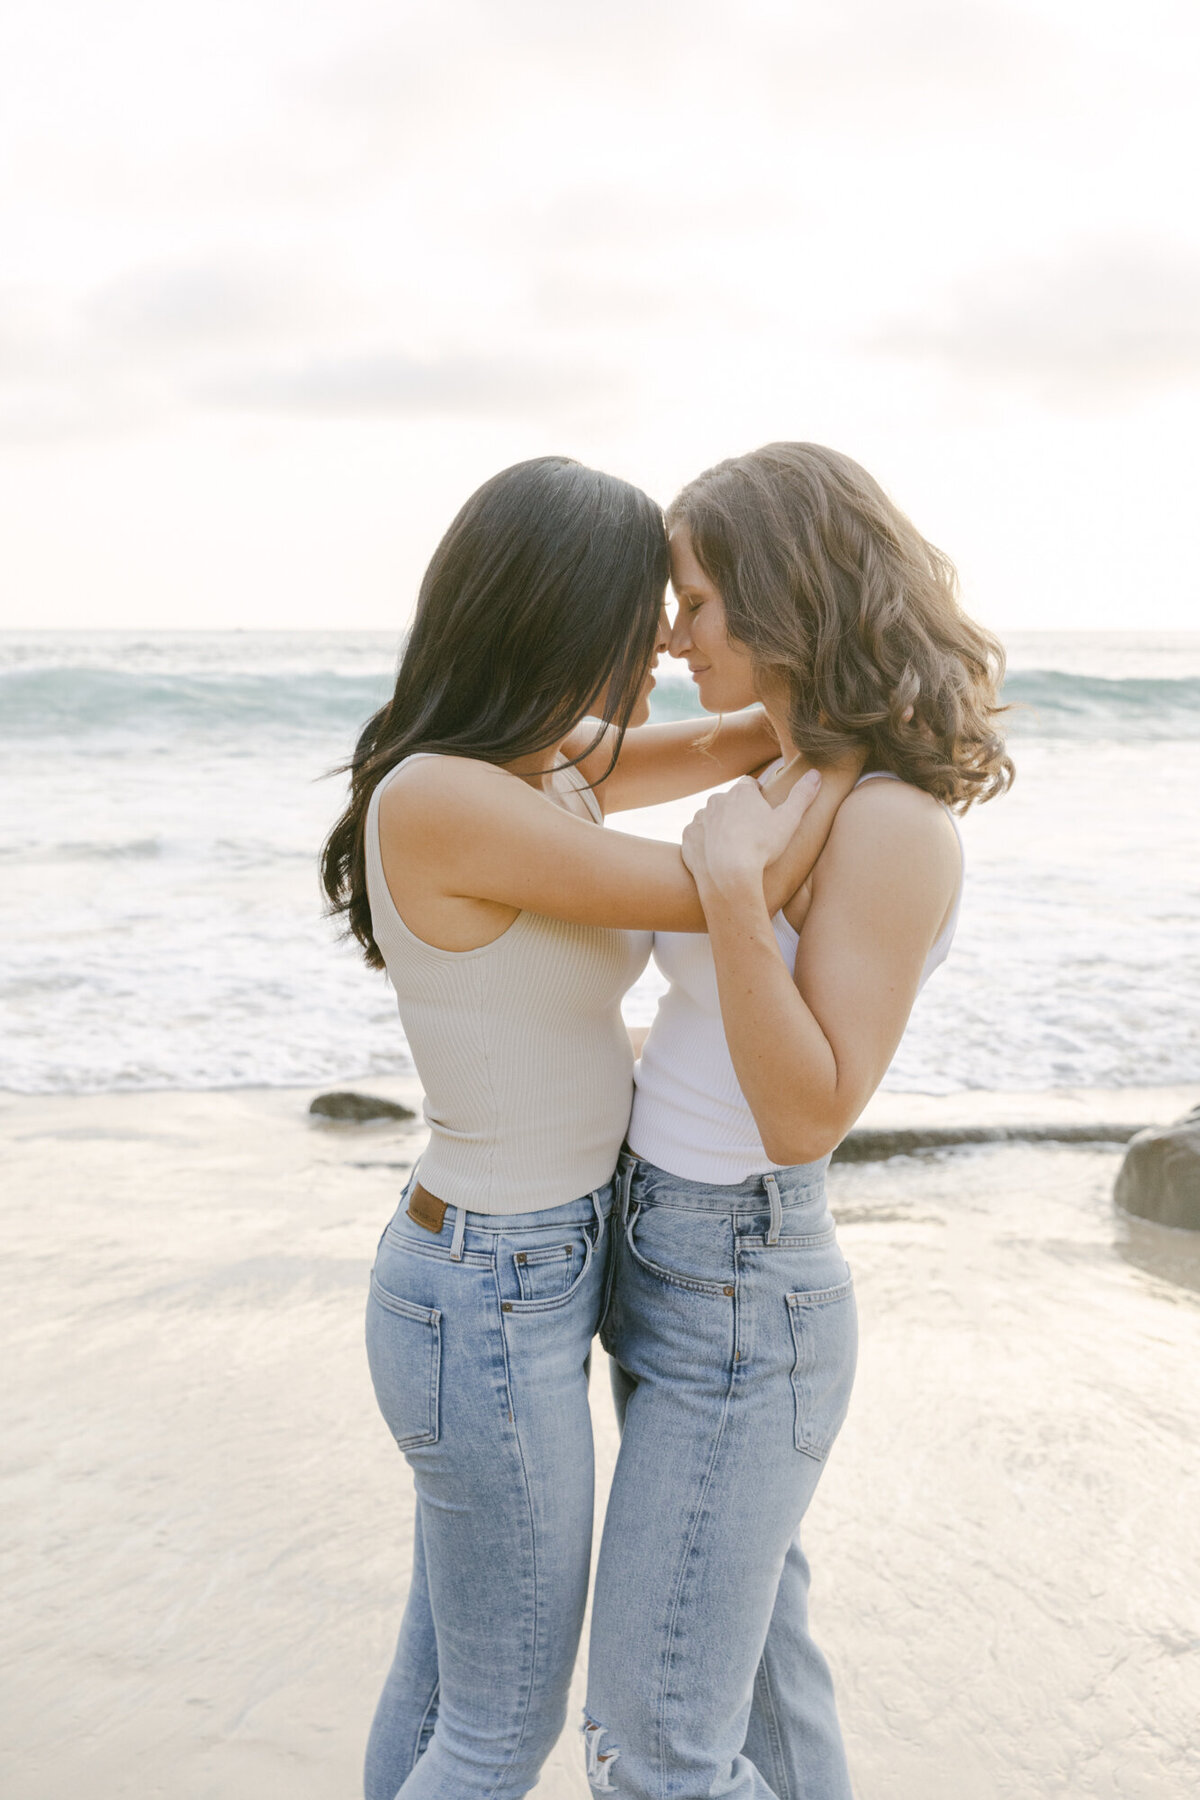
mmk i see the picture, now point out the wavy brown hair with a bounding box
[668,443,1013,811]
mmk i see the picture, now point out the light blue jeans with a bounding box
[585,1151,858,1799]
[364,1173,614,1800]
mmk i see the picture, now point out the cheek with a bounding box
[706,629,759,704]
[699,613,737,668]
[693,611,721,657]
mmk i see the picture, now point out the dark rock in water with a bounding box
[1114,1109,1200,1230]
[834,1122,1142,1163]
[308,1091,416,1123]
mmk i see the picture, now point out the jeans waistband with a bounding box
[387,1167,613,1261]
[443,1189,611,1233]
[617,1150,829,1214]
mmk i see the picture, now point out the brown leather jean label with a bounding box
[407,1181,447,1234]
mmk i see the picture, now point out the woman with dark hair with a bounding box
[322,456,850,1800]
[584,443,1013,1800]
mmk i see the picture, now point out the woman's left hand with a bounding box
[681,769,822,900]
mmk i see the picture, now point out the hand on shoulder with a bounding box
[681,770,824,899]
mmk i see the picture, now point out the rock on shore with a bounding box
[308,1091,416,1123]
[1114,1106,1200,1230]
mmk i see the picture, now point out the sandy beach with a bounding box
[4,1080,1199,1800]
[5,0,1200,1786]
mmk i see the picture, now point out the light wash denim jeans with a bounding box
[585,1152,858,1800]
[364,1172,615,1800]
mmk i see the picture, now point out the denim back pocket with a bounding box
[366,1276,442,1450]
[786,1276,857,1461]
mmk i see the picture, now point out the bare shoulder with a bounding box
[560,718,610,760]
[838,776,956,838]
[377,753,518,838]
[560,717,617,786]
[821,777,960,885]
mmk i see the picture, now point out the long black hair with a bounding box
[322,456,668,967]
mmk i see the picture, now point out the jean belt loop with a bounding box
[764,1171,783,1246]
[449,1202,467,1262]
[619,1155,636,1227]
[592,1187,606,1243]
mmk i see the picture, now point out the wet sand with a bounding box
[3,1082,1199,1799]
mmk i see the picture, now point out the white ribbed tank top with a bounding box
[629,770,964,1184]
[366,754,652,1213]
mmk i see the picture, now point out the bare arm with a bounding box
[378,756,846,941]
[562,709,779,813]
[682,780,962,1161]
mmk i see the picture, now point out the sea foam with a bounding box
[3,631,1198,1097]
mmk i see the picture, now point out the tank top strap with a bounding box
[366,753,441,865]
[365,754,456,955]
[373,750,439,802]
[852,770,963,964]
[367,750,605,957]
[375,750,600,818]
[772,765,963,969]
[553,756,604,824]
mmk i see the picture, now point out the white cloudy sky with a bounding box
[1,0,1197,631]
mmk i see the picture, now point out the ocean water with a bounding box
[2,630,1198,1097]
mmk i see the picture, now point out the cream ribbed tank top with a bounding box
[629,771,964,1184]
[365,754,652,1214]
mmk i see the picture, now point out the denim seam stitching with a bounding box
[445,1215,597,1242]
[484,1261,540,1800]
[786,1283,853,1460]
[655,1278,739,1798]
[755,1655,792,1800]
[367,1280,441,1448]
[738,1231,836,1249]
[597,1172,628,1342]
[367,1277,442,1326]
[381,1235,493,1268]
[412,1676,440,1775]
[632,1198,740,1215]
[520,1243,578,1264]
[635,1196,817,1216]
[504,1225,596,1314]
[631,1191,823,1215]
[631,1259,729,1296]
[785,1277,854,1309]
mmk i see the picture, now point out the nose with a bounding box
[654,602,669,659]
[668,603,692,659]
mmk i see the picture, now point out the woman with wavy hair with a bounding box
[321,456,848,1800]
[584,443,1012,1800]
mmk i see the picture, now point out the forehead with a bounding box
[668,522,718,594]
